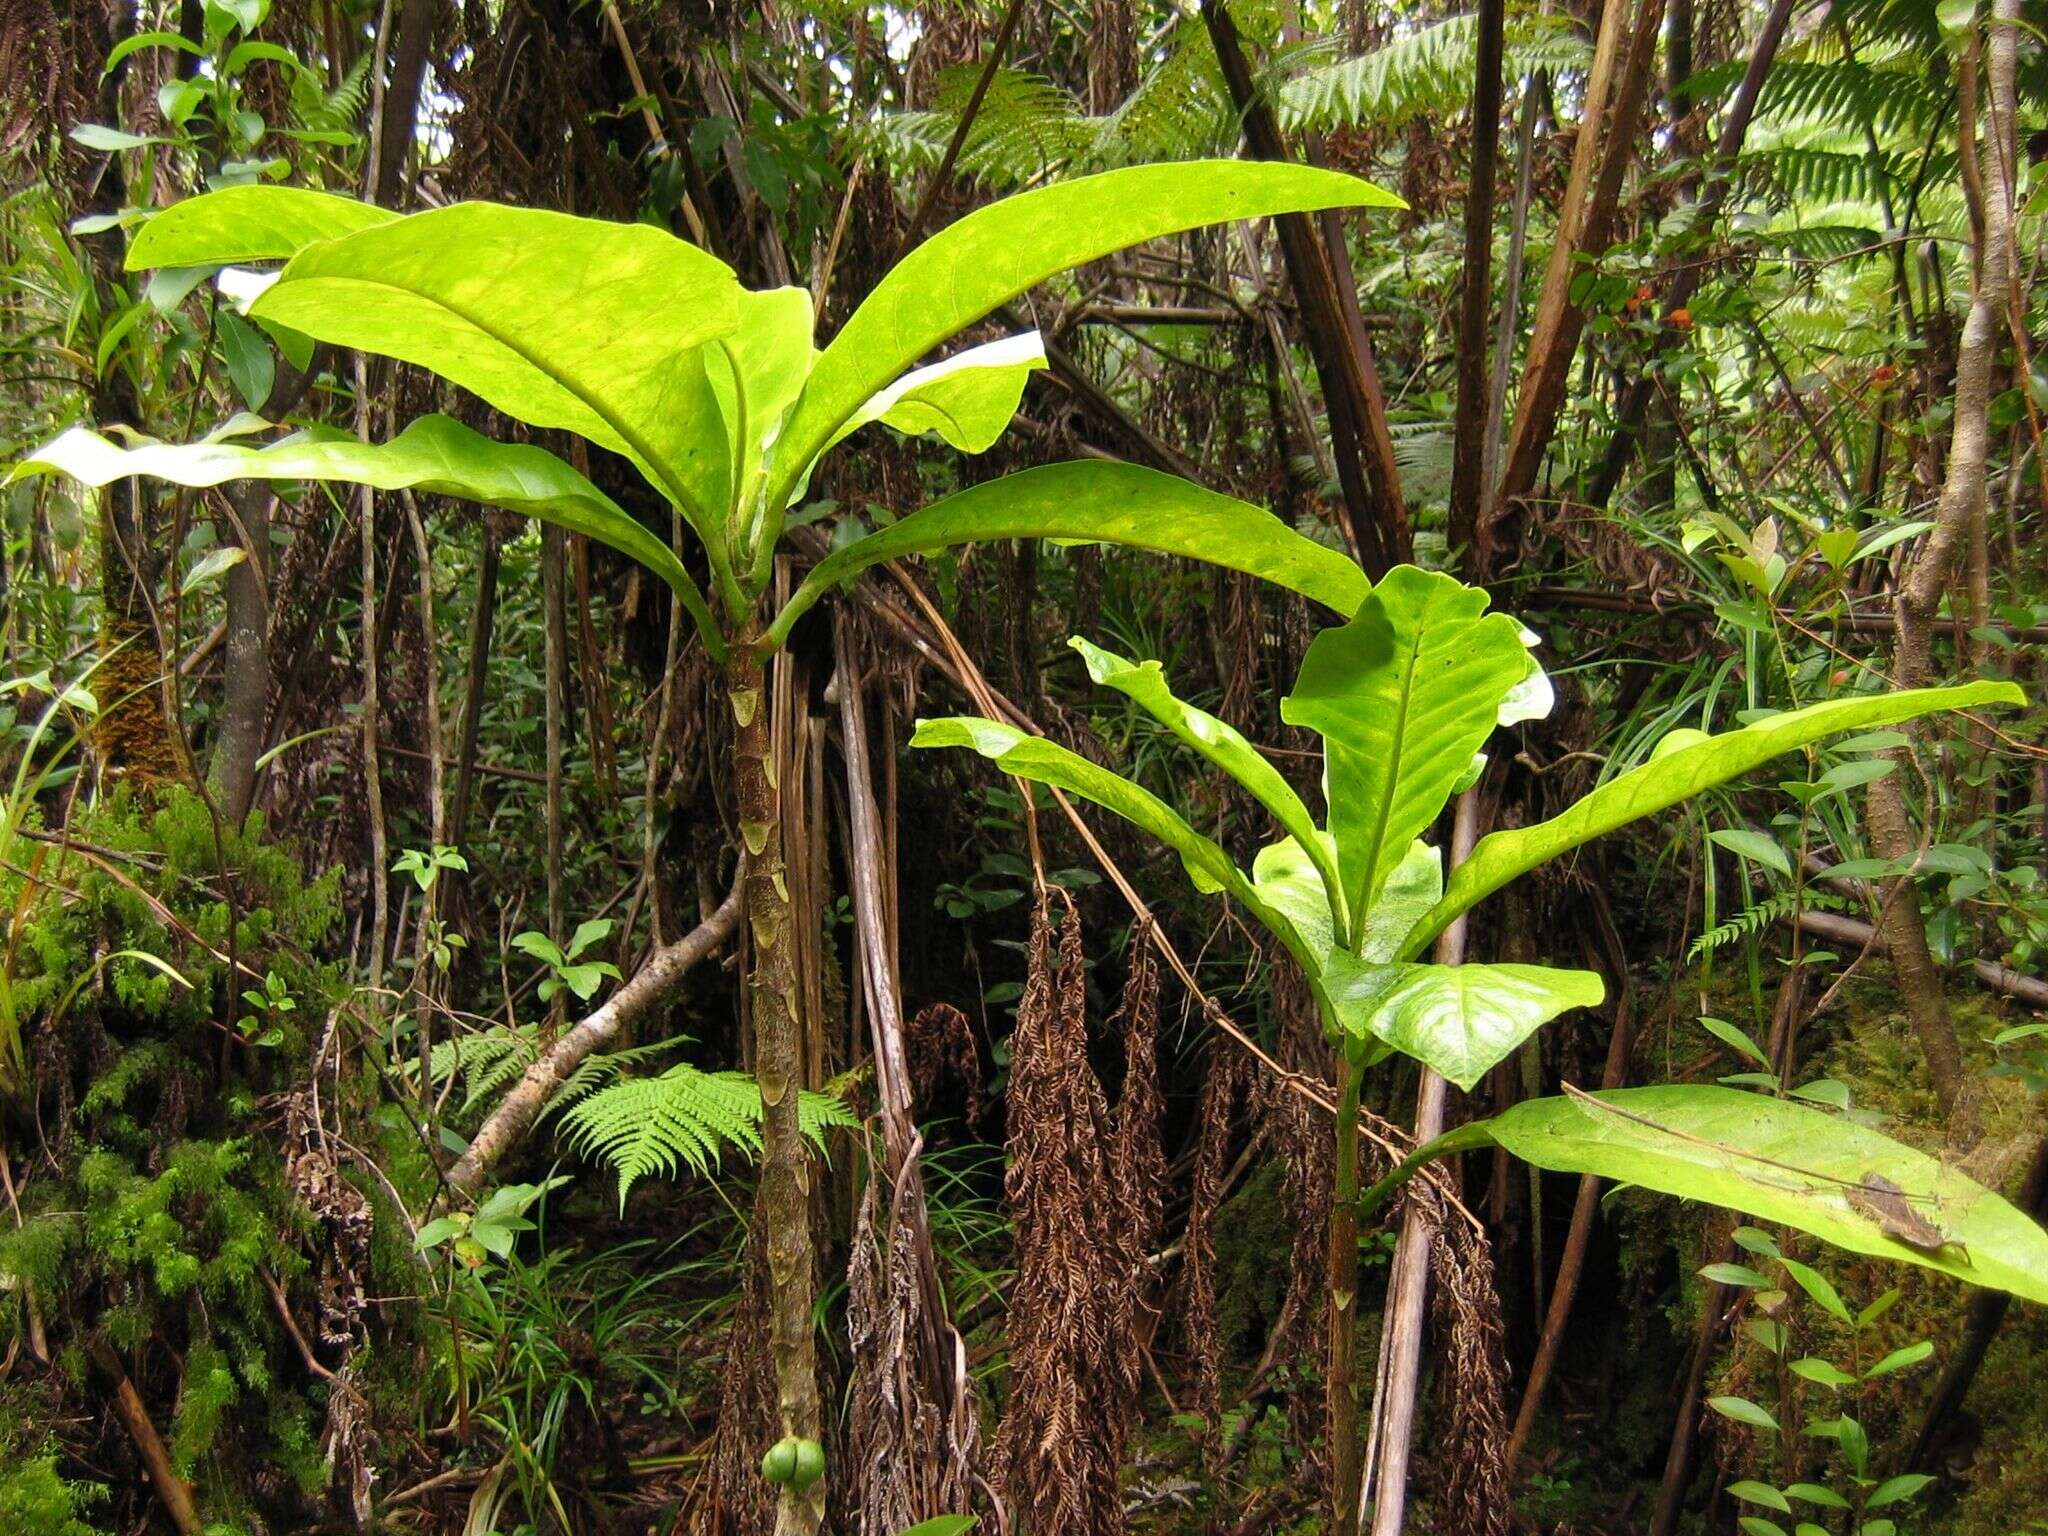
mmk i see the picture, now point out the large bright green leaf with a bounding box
[1282,566,1530,924]
[245,204,741,534]
[1321,956,1603,1087]
[10,415,721,653]
[1401,680,2028,958]
[826,332,1046,458]
[769,461,1371,648]
[1073,635,1340,924]
[1462,1086,2048,1303]
[127,185,397,268]
[771,160,1401,504]
[910,716,1310,965]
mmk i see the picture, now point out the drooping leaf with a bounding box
[1464,1085,2048,1302]
[772,160,1401,502]
[245,203,742,532]
[1402,681,2028,958]
[11,414,721,652]
[127,185,398,267]
[1320,955,1604,1087]
[827,332,1047,457]
[769,460,1372,646]
[909,716,1308,964]
[1282,566,1530,923]
[1073,635,1338,922]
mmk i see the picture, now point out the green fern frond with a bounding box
[1689,890,1852,963]
[428,1023,541,1112]
[557,1064,858,1208]
[1277,13,1589,135]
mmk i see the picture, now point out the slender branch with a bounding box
[441,875,745,1199]
[899,0,1029,252]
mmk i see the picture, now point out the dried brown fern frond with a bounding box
[993,890,1157,1536]
[1182,1042,1256,1455]
[907,1001,986,1129]
[847,1162,985,1534]
[1419,1182,1514,1536]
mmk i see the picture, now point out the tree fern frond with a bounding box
[429,1023,542,1112]
[1277,13,1589,136]
[557,1063,858,1207]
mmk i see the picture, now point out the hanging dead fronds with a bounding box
[907,1001,986,1129]
[693,1241,779,1536]
[993,891,1160,1535]
[1416,1183,1514,1536]
[846,1155,986,1534]
[1182,1043,1254,1453]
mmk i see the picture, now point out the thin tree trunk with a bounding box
[1203,0,1412,576]
[729,618,825,1536]
[92,1343,203,1536]
[1489,0,1665,557]
[1862,0,2015,1126]
[1506,961,1637,1463]
[542,523,568,1027]
[1585,0,1801,506]
[448,523,501,855]
[209,483,270,822]
[1649,1257,1733,1536]
[374,0,440,202]
[1365,790,1482,1536]
[1447,0,1506,559]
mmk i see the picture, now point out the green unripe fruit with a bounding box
[760,1436,800,1486]
[789,1437,825,1492]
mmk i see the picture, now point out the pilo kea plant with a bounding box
[10,158,1402,1536]
[912,562,2040,1523]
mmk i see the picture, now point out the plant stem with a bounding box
[1328,1041,1365,1532]
[729,619,823,1536]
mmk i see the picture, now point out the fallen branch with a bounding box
[1792,909,2048,1009]
[441,875,746,1199]
[91,1340,202,1535]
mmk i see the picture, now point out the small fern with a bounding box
[557,1064,858,1207]
[1689,889,1852,963]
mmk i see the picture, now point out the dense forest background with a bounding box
[0,0,2045,1532]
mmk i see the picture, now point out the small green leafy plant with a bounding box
[1707,1226,1937,1536]
[512,919,622,1006]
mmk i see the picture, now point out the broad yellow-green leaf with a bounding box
[1252,836,1342,962]
[910,716,1311,965]
[1401,681,2028,959]
[1321,956,1603,1086]
[10,415,721,653]
[826,332,1046,457]
[246,204,741,536]
[1074,634,1339,924]
[1357,839,1442,962]
[1450,1086,2048,1303]
[772,160,1402,504]
[768,460,1371,648]
[714,285,817,527]
[1283,566,1530,925]
[127,185,397,268]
